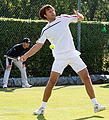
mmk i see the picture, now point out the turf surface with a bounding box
[0,84,109,120]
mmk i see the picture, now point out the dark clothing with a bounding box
[7,44,30,65]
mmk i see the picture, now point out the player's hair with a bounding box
[39,4,54,20]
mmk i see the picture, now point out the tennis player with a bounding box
[3,38,32,88]
[20,5,105,114]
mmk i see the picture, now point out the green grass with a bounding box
[0,84,109,120]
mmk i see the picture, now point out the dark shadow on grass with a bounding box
[0,87,22,92]
[53,85,69,90]
[75,115,104,120]
[37,114,47,120]
[100,84,109,88]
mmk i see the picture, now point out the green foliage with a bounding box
[81,0,109,21]
[0,19,108,77]
[81,23,109,74]
[0,0,108,21]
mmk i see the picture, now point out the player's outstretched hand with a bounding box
[73,9,84,21]
[20,56,26,62]
[73,9,79,15]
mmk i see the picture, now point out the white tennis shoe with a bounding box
[94,104,106,113]
[33,107,45,115]
[22,83,32,88]
[3,84,7,88]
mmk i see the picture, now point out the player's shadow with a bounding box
[0,87,21,92]
[100,84,109,88]
[37,114,47,120]
[53,85,69,90]
[75,115,104,120]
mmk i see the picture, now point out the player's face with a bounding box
[23,42,30,49]
[44,8,56,22]
[25,42,30,48]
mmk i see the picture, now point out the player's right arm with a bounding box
[20,43,43,62]
[20,27,47,62]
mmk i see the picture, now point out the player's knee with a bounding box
[84,73,90,80]
[79,69,90,82]
[83,72,91,83]
[48,79,57,88]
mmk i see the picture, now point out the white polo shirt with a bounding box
[37,14,81,59]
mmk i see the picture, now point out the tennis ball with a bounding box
[49,44,55,49]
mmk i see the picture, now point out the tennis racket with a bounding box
[4,55,20,61]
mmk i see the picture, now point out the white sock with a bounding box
[91,98,98,107]
[41,101,47,109]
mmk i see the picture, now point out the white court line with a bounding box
[0,105,108,114]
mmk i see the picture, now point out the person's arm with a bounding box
[6,46,16,66]
[20,43,43,62]
[61,9,84,23]
[73,9,84,21]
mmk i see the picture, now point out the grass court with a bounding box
[0,84,109,120]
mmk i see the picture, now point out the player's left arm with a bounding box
[73,9,84,21]
[20,43,43,62]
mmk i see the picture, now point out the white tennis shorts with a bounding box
[52,56,87,74]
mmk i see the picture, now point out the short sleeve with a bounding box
[61,14,78,23]
[36,29,47,44]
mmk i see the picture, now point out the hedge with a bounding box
[0,18,108,77]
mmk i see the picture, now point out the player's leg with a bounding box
[78,68,95,99]
[14,60,32,87]
[69,56,106,112]
[33,58,68,115]
[34,71,60,115]
[70,56,97,99]
[78,68,106,112]
[43,71,60,102]
[3,58,12,88]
